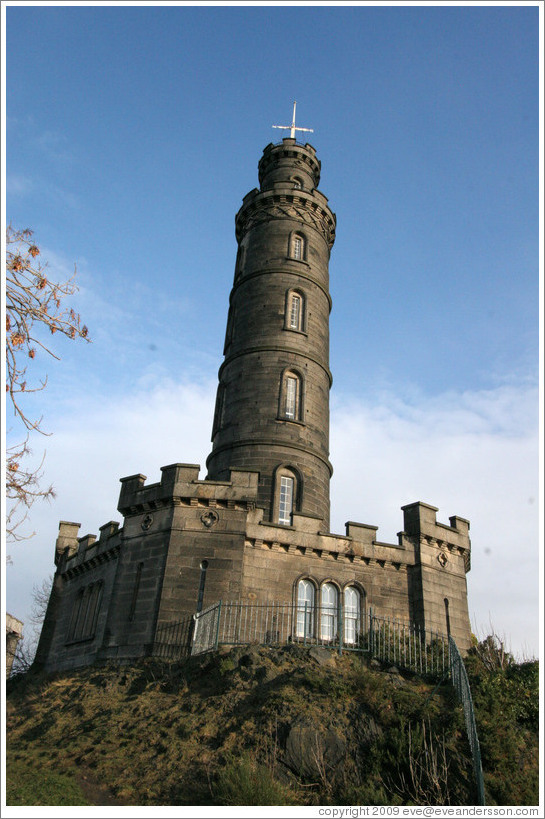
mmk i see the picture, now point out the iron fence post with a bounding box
[338,599,343,656]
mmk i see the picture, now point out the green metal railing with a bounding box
[449,636,486,805]
[154,600,449,677]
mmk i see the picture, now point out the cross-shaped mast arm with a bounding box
[272,101,314,140]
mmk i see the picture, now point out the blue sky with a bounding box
[3,2,541,659]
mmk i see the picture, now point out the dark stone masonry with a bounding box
[35,138,472,673]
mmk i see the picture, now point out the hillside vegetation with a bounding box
[5,639,539,807]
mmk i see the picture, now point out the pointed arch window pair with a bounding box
[296,580,364,644]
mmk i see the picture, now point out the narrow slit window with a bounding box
[285,376,298,419]
[289,294,301,329]
[278,476,294,525]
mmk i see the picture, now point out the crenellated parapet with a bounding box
[258,139,321,189]
[117,463,260,517]
[55,519,121,576]
[400,501,471,573]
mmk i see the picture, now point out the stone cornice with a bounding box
[235,190,336,249]
[207,438,333,476]
[62,542,121,580]
[218,344,333,386]
[232,265,333,311]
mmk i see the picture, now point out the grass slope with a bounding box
[5,641,539,807]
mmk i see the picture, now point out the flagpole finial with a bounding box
[272,101,314,141]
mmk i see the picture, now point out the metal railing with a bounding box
[154,600,449,677]
[153,613,194,660]
[449,636,486,805]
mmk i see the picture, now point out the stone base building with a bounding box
[35,133,473,674]
[6,613,23,678]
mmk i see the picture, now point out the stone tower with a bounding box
[206,138,336,530]
[34,129,474,675]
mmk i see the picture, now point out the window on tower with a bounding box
[278,476,294,525]
[279,370,303,421]
[290,232,306,261]
[292,177,303,190]
[285,290,305,332]
[273,465,301,526]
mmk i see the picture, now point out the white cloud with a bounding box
[6,174,33,198]
[6,378,540,659]
[330,383,540,658]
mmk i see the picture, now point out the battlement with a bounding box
[54,519,121,571]
[117,463,260,516]
[401,502,471,549]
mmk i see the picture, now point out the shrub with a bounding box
[215,754,294,806]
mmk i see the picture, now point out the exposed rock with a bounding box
[283,717,346,780]
[309,646,335,667]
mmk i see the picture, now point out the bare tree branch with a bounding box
[5,225,91,545]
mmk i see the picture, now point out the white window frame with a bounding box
[344,586,361,644]
[320,583,338,642]
[296,579,315,638]
[289,293,301,330]
[278,475,294,525]
[284,376,298,419]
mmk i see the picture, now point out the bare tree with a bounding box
[9,575,53,676]
[5,225,90,545]
[382,719,452,805]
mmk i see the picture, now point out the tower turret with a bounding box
[206,137,336,529]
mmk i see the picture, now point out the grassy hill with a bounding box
[5,639,539,807]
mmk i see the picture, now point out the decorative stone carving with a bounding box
[438,552,448,568]
[236,196,336,248]
[200,510,219,529]
[141,514,153,531]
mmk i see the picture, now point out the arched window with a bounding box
[285,289,305,332]
[278,476,294,525]
[292,177,303,190]
[290,232,306,261]
[273,465,301,525]
[280,370,303,421]
[344,586,361,644]
[320,583,338,641]
[297,579,315,638]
